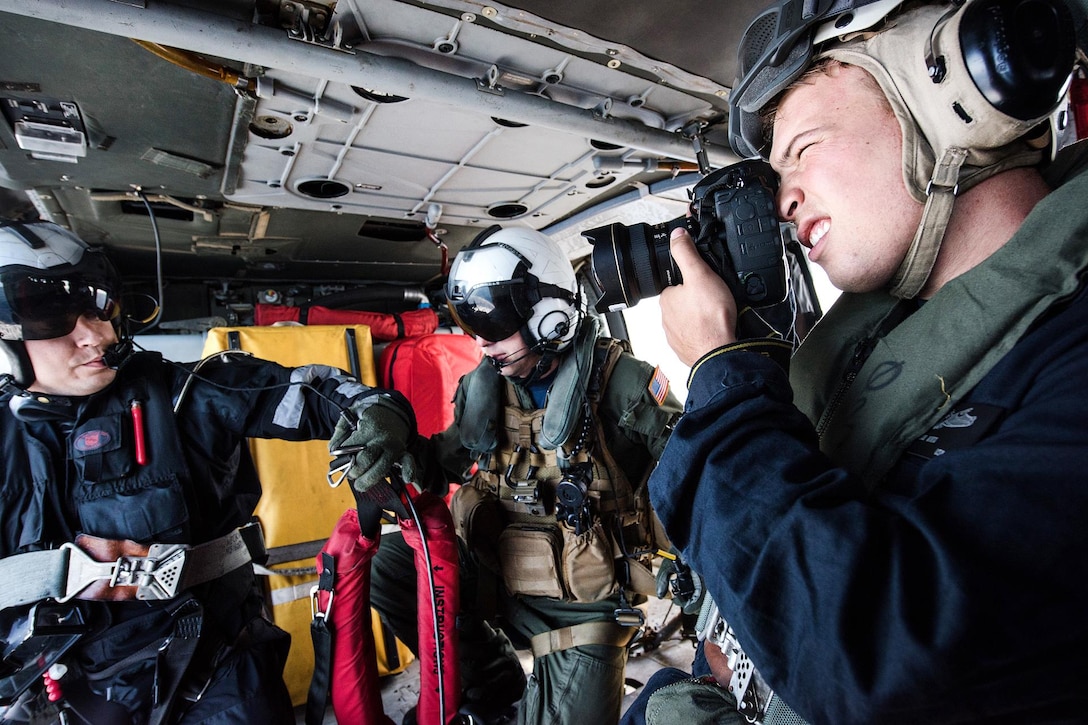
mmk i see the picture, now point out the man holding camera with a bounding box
[368,226,681,724]
[643,0,1088,723]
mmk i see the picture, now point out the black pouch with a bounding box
[70,414,132,485]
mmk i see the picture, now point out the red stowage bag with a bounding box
[379,333,483,437]
[255,304,439,341]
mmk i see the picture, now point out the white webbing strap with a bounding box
[0,549,70,610]
[0,523,264,610]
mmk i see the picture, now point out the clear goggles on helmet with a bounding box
[447,278,535,342]
[0,261,121,341]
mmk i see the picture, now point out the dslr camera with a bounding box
[583,160,787,312]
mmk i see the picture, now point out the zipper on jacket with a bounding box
[815,335,876,440]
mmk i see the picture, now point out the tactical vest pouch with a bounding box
[70,414,131,484]
[497,525,565,599]
[449,483,506,574]
[561,521,618,603]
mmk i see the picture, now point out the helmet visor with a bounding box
[447,280,531,342]
[1,262,121,341]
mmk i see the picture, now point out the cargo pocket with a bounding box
[450,484,506,573]
[497,525,565,598]
[561,521,618,603]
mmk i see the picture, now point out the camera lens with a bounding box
[583,221,677,312]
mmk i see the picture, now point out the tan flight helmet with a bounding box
[730,0,1077,298]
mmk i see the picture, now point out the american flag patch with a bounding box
[648,366,670,405]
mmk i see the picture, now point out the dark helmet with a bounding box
[446,227,582,353]
[0,220,123,387]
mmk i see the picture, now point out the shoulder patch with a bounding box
[647,366,670,406]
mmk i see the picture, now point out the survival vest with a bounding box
[450,325,663,610]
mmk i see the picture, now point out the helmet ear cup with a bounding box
[0,339,33,387]
[957,0,1075,121]
[532,305,574,347]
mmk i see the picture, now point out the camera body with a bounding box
[583,160,787,312]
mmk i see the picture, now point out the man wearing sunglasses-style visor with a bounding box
[445,228,581,381]
[0,219,421,723]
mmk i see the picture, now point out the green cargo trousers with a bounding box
[370,530,631,725]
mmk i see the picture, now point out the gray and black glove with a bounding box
[656,551,706,616]
[328,392,419,496]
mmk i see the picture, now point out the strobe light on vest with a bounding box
[555,462,594,535]
[583,159,789,313]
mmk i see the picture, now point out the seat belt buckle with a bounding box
[58,542,117,602]
[128,544,189,600]
[58,542,190,602]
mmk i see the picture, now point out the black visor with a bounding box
[447,279,532,342]
[0,257,121,341]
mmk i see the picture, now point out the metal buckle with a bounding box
[59,543,117,602]
[310,584,333,620]
[59,542,189,602]
[131,544,189,600]
[613,606,645,627]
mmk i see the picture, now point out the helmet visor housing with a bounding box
[0,253,121,341]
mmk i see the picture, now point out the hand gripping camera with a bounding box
[583,160,788,313]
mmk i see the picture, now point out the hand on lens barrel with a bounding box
[660,227,738,366]
[328,396,420,496]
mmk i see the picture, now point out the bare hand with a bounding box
[659,227,737,366]
[704,642,735,687]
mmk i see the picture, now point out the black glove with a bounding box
[328,394,419,495]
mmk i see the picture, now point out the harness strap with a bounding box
[75,597,207,725]
[0,522,266,610]
[529,621,638,658]
[149,600,205,725]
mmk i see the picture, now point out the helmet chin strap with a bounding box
[1,374,77,421]
[888,147,968,299]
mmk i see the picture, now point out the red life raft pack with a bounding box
[379,333,483,438]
